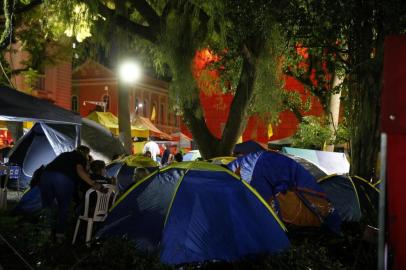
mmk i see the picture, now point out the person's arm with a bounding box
[76,164,103,191]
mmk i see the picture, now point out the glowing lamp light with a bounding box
[118,61,142,84]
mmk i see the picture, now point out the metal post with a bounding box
[378,133,388,270]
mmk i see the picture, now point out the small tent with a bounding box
[106,155,159,191]
[227,150,341,232]
[8,120,126,189]
[97,162,289,264]
[282,147,350,175]
[317,175,362,223]
[317,175,379,226]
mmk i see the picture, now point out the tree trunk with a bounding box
[118,81,132,154]
[324,73,342,152]
[348,68,382,180]
[182,53,258,159]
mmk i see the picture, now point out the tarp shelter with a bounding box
[227,150,341,232]
[0,86,82,190]
[8,120,126,189]
[97,162,289,264]
[0,86,82,125]
[132,115,172,140]
[282,147,350,175]
[86,111,149,138]
[106,155,159,192]
[233,140,266,155]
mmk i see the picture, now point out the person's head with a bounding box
[76,145,90,157]
[174,152,183,162]
[144,151,152,158]
[90,160,106,176]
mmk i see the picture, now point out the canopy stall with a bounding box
[132,115,172,140]
[86,111,149,138]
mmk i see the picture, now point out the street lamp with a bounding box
[118,60,142,154]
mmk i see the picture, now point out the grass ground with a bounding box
[0,195,377,270]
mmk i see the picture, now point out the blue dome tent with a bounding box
[97,161,289,264]
[227,150,341,232]
[106,155,159,192]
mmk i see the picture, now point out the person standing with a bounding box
[39,145,103,241]
[142,140,160,162]
[160,144,171,166]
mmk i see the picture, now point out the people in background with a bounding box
[143,140,160,162]
[174,152,183,162]
[39,145,103,241]
[160,144,171,166]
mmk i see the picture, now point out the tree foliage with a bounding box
[277,0,406,178]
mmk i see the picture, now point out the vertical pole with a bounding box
[118,81,132,154]
[378,133,387,270]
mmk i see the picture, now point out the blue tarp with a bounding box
[97,162,289,264]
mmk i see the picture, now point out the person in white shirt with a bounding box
[143,140,160,161]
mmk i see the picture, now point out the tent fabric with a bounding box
[0,86,81,125]
[106,155,159,191]
[282,147,350,175]
[86,111,149,138]
[13,186,42,215]
[8,123,75,189]
[282,153,327,180]
[7,121,125,189]
[132,116,172,140]
[227,151,341,232]
[317,175,362,222]
[350,176,380,226]
[170,132,192,149]
[97,162,289,264]
[233,140,266,155]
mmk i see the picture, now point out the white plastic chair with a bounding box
[72,184,118,245]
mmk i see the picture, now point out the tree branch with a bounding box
[131,0,160,31]
[97,2,157,42]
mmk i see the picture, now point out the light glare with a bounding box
[119,61,141,83]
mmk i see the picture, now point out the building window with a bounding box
[143,100,148,116]
[151,102,157,122]
[160,103,165,125]
[71,96,78,112]
[135,98,139,115]
[102,94,110,111]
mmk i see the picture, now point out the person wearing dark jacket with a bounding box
[39,145,103,240]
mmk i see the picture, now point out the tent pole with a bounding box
[75,125,81,147]
[378,133,387,270]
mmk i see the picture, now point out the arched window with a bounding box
[135,98,139,115]
[160,103,165,124]
[102,94,110,111]
[71,96,78,112]
[143,100,148,116]
[151,102,157,122]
